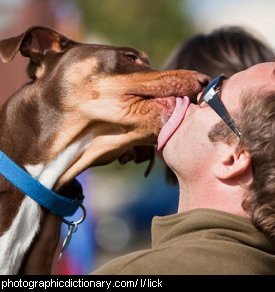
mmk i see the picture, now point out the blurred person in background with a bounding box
[164,26,274,77]
[163,27,275,184]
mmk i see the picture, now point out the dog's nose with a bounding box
[197,72,210,89]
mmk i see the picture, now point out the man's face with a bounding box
[162,62,275,181]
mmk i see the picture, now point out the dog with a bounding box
[0,26,208,274]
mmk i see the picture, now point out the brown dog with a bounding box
[0,26,208,274]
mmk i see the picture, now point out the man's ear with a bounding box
[212,143,252,181]
[0,26,74,78]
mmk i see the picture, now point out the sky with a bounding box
[185,0,275,47]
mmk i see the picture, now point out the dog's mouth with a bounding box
[117,95,186,176]
[127,73,207,122]
[126,70,208,112]
[133,95,189,151]
[156,96,190,150]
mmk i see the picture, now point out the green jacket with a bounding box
[92,209,275,275]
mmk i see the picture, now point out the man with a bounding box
[23,62,275,274]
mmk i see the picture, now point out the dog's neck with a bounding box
[24,132,93,189]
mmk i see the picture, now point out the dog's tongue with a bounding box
[157,96,190,151]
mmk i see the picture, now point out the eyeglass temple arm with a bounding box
[206,92,242,138]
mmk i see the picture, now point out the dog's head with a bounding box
[0,26,208,188]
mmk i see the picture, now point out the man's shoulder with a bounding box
[91,248,161,275]
[91,242,220,275]
[91,236,275,275]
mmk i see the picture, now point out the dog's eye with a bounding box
[123,52,138,63]
[121,50,150,67]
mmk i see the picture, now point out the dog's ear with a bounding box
[0,26,74,78]
[0,26,74,63]
[0,32,26,63]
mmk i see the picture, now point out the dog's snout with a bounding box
[197,72,210,88]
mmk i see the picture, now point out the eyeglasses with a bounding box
[198,74,242,138]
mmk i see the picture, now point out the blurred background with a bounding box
[0,0,274,275]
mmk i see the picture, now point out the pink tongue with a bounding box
[157,96,190,151]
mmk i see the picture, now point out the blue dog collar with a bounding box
[0,150,84,217]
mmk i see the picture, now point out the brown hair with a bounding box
[163,26,275,184]
[164,26,274,78]
[209,91,275,240]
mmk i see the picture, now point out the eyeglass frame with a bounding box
[198,74,242,138]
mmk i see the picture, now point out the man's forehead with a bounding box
[223,62,275,106]
[234,62,275,86]
[242,63,275,99]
